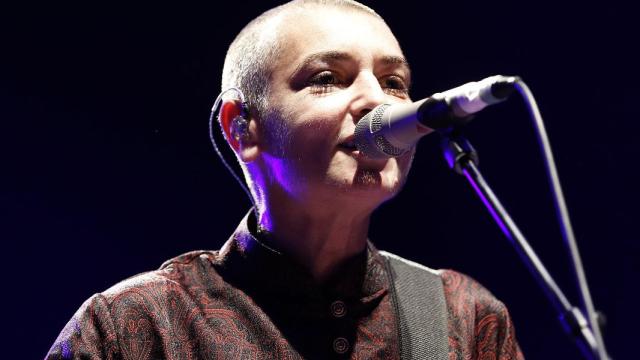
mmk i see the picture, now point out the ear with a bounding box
[219,100,260,163]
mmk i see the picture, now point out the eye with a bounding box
[380,75,409,97]
[307,71,341,94]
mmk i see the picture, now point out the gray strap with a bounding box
[381,251,449,360]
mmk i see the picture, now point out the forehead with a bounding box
[272,6,405,72]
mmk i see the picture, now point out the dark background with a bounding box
[2,1,638,359]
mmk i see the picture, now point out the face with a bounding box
[256,7,414,209]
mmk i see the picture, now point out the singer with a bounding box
[46,1,523,359]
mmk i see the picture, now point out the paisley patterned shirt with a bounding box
[46,214,523,359]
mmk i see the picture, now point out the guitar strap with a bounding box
[381,251,449,360]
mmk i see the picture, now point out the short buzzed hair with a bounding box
[221,0,382,120]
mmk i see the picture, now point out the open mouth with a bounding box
[338,138,358,151]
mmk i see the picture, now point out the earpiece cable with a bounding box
[208,88,258,212]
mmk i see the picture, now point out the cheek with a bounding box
[284,104,345,159]
[266,93,356,182]
[263,100,341,157]
[294,120,336,147]
[278,112,344,182]
[382,151,414,186]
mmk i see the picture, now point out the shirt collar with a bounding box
[216,211,389,305]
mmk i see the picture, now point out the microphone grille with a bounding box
[370,105,386,132]
[354,116,381,158]
[374,135,404,156]
[355,104,404,158]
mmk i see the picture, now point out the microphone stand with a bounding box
[440,131,606,360]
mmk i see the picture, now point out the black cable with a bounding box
[515,80,608,359]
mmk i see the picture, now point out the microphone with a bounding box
[354,75,519,158]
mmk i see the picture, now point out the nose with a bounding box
[349,71,387,122]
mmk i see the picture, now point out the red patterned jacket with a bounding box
[46,215,523,359]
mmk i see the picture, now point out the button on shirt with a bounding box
[331,300,347,318]
[214,219,399,359]
[333,337,350,354]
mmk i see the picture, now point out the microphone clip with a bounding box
[439,130,479,175]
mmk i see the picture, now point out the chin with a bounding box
[335,167,405,198]
[323,153,411,199]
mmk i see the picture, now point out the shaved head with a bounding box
[221,0,383,120]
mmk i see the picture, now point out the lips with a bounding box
[338,136,358,151]
[337,135,388,169]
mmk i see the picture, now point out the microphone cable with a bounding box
[515,79,608,359]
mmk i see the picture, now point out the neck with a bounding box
[257,188,372,283]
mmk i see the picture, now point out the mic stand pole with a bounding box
[440,132,605,360]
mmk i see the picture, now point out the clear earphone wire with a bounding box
[208,87,258,212]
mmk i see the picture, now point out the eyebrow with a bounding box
[290,51,353,80]
[380,55,411,69]
[289,50,412,83]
